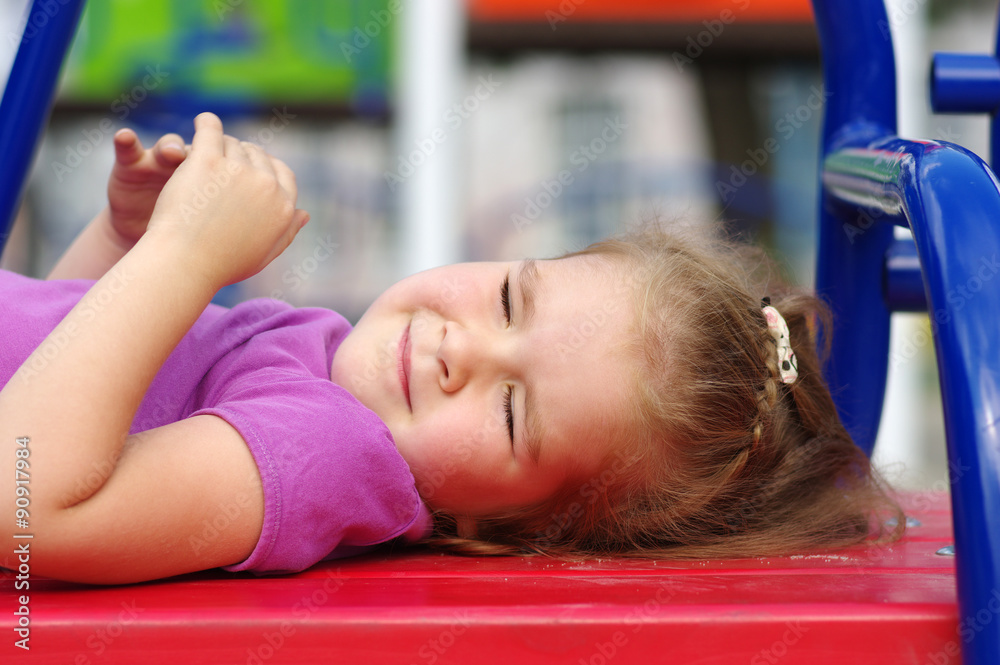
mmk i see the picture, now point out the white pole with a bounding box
[394,0,465,276]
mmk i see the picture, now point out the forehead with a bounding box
[530,252,637,308]
[527,255,637,476]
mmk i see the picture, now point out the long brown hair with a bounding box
[426,221,902,558]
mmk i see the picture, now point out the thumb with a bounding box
[293,209,310,230]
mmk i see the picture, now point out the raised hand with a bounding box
[144,112,309,288]
[107,128,189,246]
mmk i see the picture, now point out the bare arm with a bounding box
[3,415,266,583]
[1,113,307,583]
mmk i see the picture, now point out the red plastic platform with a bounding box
[1,491,957,664]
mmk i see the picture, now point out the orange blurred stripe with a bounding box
[468,0,814,24]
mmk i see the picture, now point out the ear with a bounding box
[455,515,478,539]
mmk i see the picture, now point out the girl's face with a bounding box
[330,255,635,517]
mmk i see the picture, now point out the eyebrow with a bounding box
[517,259,544,464]
[523,388,544,465]
[518,258,539,326]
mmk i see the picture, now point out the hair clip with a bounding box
[761,302,798,384]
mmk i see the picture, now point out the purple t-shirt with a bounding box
[0,269,431,574]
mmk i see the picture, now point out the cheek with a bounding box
[404,427,483,490]
[405,439,471,506]
[409,311,437,338]
[410,425,470,469]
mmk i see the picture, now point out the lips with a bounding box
[397,321,412,409]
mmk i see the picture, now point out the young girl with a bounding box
[1,113,899,584]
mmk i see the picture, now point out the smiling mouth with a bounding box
[397,321,412,410]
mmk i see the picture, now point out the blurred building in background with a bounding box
[2,0,993,490]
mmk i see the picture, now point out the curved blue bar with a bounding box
[931,53,1000,114]
[0,0,87,256]
[823,137,1000,665]
[811,0,896,454]
[815,3,1000,661]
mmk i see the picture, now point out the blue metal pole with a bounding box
[0,0,87,257]
[932,53,1000,114]
[810,0,897,455]
[931,9,1000,176]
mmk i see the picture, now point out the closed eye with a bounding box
[500,273,511,324]
[503,385,514,445]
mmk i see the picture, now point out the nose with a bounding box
[437,320,508,392]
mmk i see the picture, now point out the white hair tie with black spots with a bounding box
[761,299,798,384]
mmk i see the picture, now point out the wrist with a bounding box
[99,208,139,254]
[132,224,227,295]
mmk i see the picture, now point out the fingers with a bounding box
[113,129,144,166]
[222,135,252,164]
[191,113,301,222]
[268,155,298,201]
[292,208,310,230]
[191,112,224,155]
[235,138,297,201]
[116,128,188,172]
[240,140,274,174]
[152,133,187,167]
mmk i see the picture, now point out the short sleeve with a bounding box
[193,369,430,574]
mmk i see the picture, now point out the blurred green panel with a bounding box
[60,0,397,108]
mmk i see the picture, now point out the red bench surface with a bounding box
[1,491,957,664]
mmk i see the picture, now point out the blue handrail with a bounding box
[822,138,1000,665]
[0,0,87,255]
[813,1,1000,663]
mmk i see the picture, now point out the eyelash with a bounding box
[500,275,512,323]
[503,386,514,444]
[500,274,514,445]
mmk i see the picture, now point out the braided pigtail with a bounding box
[752,307,783,450]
